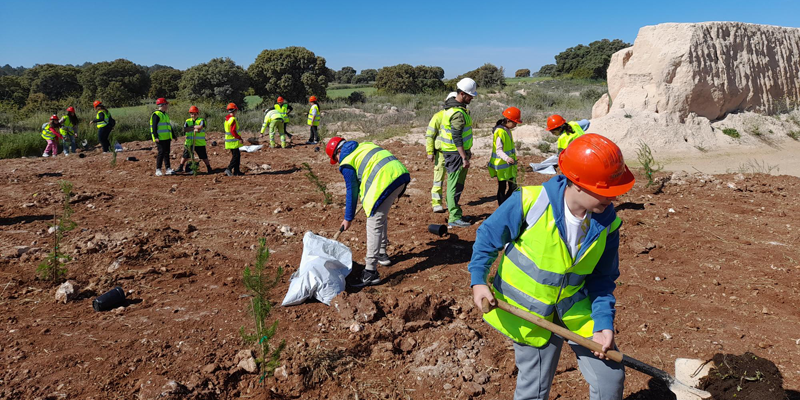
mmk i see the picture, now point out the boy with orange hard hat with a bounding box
[177,106,212,174]
[545,114,590,154]
[306,96,321,144]
[469,134,634,399]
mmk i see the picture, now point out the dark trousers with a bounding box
[308,125,319,142]
[227,149,241,173]
[497,179,518,206]
[98,127,111,152]
[156,139,171,169]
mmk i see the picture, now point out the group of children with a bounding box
[40,107,80,157]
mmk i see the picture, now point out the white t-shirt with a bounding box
[563,198,591,258]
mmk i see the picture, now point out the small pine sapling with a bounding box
[37,180,77,283]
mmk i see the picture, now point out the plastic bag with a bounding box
[239,144,263,153]
[530,155,559,175]
[114,141,123,152]
[281,231,353,306]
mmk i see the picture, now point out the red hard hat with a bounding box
[67,106,75,113]
[503,107,522,124]
[326,137,345,165]
[189,106,199,113]
[558,133,635,197]
[309,96,317,102]
[93,100,102,108]
[156,98,169,105]
[546,114,567,131]
[226,103,238,111]
[277,97,284,103]
[50,115,59,121]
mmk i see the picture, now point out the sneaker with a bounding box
[448,219,471,228]
[165,168,175,175]
[155,169,163,177]
[63,151,69,156]
[269,141,276,148]
[377,253,391,266]
[351,269,381,287]
[432,205,445,213]
[224,169,233,176]
[305,140,315,144]
[233,171,245,176]
[42,153,50,158]
[175,165,184,173]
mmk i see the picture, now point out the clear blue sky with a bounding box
[1,0,797,78]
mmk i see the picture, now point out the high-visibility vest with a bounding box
[41,123,57,140]
[340,142,409,217]
[275,103,289,123]
[307,104,320,126]
[439,107,473,152]
[96,110,109,128]
[150,111,173,141]
[483,185,622,348]
[262,110,284,133]
[60,115,75,136]
[426,110,445,151]
[488,125,517,181]
[557,121,586,151]
[184,118,206,147]
[224,115,242,150]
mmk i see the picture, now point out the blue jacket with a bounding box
[339,141,411,221]
[468,175,621,332]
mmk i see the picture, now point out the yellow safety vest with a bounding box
[60,115,75,136]
[261,110,284,133]
[307,104,320,126]
[425,110,445,153]
[96,109,109,128]
[224,115,242,150]
[557,121,586,151]
[483,185,622,347]
[488,125,517,181]
[41,123,57,140]
[184,117,206,147]
[340,142,409,217]
[439,107,473,152]
[275,103,289,123]
[150,110,173,141]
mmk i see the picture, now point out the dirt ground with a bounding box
[2,132,800,400]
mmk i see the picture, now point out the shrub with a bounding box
[722,128,740,138]
[456,63,506,88]
[581,88,604,101]
[334,66,356,84]
[179,58,250,107]
[347,91,367,105]
[375,64,445,94]
[515,69,531,78]
[0,75,29,108]
[352,68,377,84]
[79,59,150,107]
[636,141,663,187]
[23,64,82,101]
[551,39,630,80]
[535,64,556,77]
[148,68,182,99]
[248,47,329,102]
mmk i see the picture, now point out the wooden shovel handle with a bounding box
[332,205,363,241]
[481,298,624,363]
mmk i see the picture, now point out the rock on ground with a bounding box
[54,281,77,303]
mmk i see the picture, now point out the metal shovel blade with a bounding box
[623,354,712,399]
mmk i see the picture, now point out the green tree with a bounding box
[179,57,250,107]
[248,46,329,102]
[457,63,506,88]
[23,64,82,101]
[79,59,150,106]
[535,64,556,77]
[515,68,531,78]
[0,75,29,108]
[375,64,418,94]
[352,68,378,84]
[0,64,27,76]
[145,64,174,75]
[552,39,630,80]
[335,66,356,84]
[148,68,182,99]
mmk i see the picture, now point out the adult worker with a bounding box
[306,96,321,144]
[546,114,590,154]
[150,98,175,176]
[224,103,244,176]
[426,92,457,213]
[440,78,477,228]
[41,115,63,158]
[274,96,293,145]
[488,107,522,206]
[261,107,287,148]
[177,106,212,174]
[59,106,79,155]
[326,137,410,287]
[89,101,112,152]
[469,134,635,400]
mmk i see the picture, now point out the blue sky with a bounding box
[1,0,797,78]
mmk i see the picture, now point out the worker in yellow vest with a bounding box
[441,78,477,228]
[546,114,590,154]
[326,136,410,287]
[177,106,212,174]
[274,96,293,145]
[224,103,244,176]
[59,106,79,155]
[261,107,287,148]
[487,107,522,206]
[89,101,112,153]
[470,134,635,399]
[41,115,63,157]
[426,92,457,213]
[306,96,321,144]
[150,98,174,176]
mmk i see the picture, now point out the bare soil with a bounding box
[701,352,786,399]
[2,134,800,399]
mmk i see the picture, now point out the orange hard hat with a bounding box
[189,106,199,113]
[558,133,635,197]
[503,107,522,124]
[546,114,567,131]
[226,103,238,111]
[156,98,169,105]
[93,100,102,108]
[326,137,345,165]
[67,106,75,113]
[277,97,284,103]
[309,96,317,102]
[50,115,59,121]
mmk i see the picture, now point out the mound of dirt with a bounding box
[700,353,785,399]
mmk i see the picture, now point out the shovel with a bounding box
[332,205,363,241]
[481,298,712,399]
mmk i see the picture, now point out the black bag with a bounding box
[107,115,116,131]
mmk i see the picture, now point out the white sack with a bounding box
[281,231,352,306]
[530,155,559,175]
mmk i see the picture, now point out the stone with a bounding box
[107,257,124,273]
[280,225,294,237]
[349,323,363,333]
[201,363,217,374]
[462,382,484,397]
[591,93,610,119]
[237,356,258,374]
[185,224,197,234]
[261,164,271,170]
[331,292,379,323]
[14,246,31,256]
[274,366,289,381]
[54,281,77,303]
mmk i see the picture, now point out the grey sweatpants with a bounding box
[364,185,405,270]
[513,336,624,400]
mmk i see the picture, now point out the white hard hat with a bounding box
[445,92,457,101]
[456,78,477,97]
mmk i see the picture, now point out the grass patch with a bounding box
[327,86,377,99]
[787,131,800,140]
[636,141,663,187]
[722,128,740,139]
[505,77,553,84]
[736,159,779,175]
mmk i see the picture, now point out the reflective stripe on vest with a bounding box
[96,110,109,128]
[60,116,74,135]
[426,110,445,150]
[224,115,242,149]
[307,104,320,126]
[275,103,289,122]
[184,118,206,146]
[340,142,409,217]
[150,111,172,141]
[482,185,622,347]
[41,123,57,140]
[439,107,472,151]
[557,121,586,150]
[488,126,517,180]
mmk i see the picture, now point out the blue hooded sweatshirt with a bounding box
[467,175,621,332]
